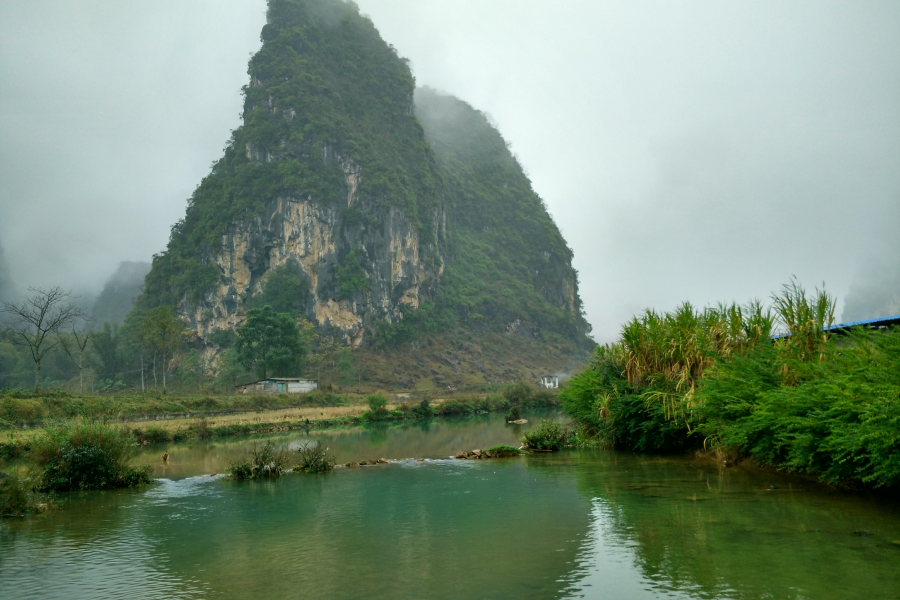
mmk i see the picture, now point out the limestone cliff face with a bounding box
[140,0,446,347]
[140,0,591,359]
[189,185,442,347]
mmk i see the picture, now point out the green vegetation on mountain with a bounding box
[333,249,370,300]
[140,0,442,308]
[236,306,315,379]
[0,0,593,394]
[246,261,310,314]
[90,261,150,326]
[561,281,900,489]
[372,88,591,347]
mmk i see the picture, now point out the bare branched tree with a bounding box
[59,323,92,395]
[1,287,85,393]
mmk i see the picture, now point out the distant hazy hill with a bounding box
[414,88,591,343]
[92,261,151,325]
[0,241,14,303]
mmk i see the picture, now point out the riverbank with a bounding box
[5,416,900,600]
[560,282,900,491]
[0,386,558,459]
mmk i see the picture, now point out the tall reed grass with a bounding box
[560,281,900,488]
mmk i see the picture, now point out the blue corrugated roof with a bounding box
[772,313,900,339]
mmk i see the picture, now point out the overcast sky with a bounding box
[1,0,898,341]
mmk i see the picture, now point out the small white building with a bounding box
[540,375,559,389]
[236,377,318,394]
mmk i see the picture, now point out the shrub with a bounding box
[296,440,336,473]
[696,328,900,488]
[503,382,535,405]
[482,394,509,412]
[31,422,152,491]
[413,398,434,418]
[522,420,571,451]
[229,441,287,480]
[363,393,391,421]
[0,438,29,460]
[137,426,173,444]
[484,444,526,457]
[439,399,475,416]
[188,418,211,439]
[367,393,388,412]
[506,404,522,421]
[0,473,48,517]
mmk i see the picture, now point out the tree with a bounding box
[59,325,91,395]
[246,262,309,315]
[235,306,311,379]
[1,287,84,393]
[91,322,123,384]
[139,305,184,392]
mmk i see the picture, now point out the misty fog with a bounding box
[1,0,898,341]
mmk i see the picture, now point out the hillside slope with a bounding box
[137,0,593,389]
[91,261,151,326]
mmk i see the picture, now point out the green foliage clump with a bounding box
[295,440,336,473]
[438,399,476,416]
[363,393,391,421]
[369,302,454,350]
[367,393,388,412]
[133,426,173,445]
[696,328,900,488]
[31,422,153,491]
[229,441,287,480]
[333,249,370,300]
[521,421,571,451]
[561,299,777,452]
[413,397,434,418]
[503,381,535,405]
[484,444,525,457]
[562,279,900,488]
[208,328,238,349]
[236,305,313,379]
[505,404,522,421]
[1,473,48,517]
[139,0,442,308]
[247,261,310,315]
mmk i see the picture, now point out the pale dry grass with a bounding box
[126,404,380,433]
[0,399,469,442]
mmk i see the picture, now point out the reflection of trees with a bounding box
[567,452,900,599]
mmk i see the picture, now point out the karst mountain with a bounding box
[138,0,593,388]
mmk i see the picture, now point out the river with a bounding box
[2,410,899,599]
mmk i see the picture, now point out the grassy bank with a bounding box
[561,281,900,490]
[0,388,354,426]
[1,384,558,459]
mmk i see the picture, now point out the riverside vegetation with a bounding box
[560,280,900,490]
[1,421,152,516]
[0,382,558,513]
[227,439,337,480]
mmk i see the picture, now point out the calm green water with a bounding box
[2,412,900,599]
